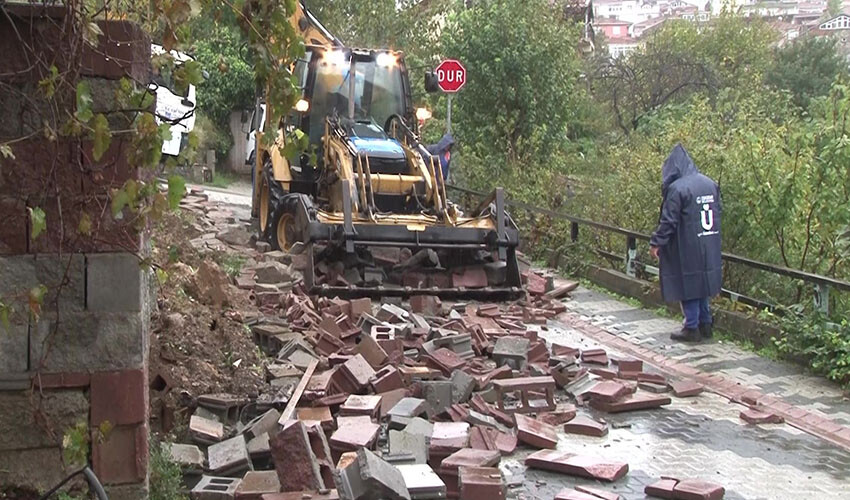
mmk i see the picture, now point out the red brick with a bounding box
[669,380,704,398]
[371,365,405,393]
[538,404,577,426]
[563,415,608,437]
[740,409,784,425]
[644,478,678,499]
[515,414,557,449]
[672,479,725,500]
[32,371,91,389]
[349,297,372,319]
[92,423,148,485]
[458,466,505,500]
[91,369,147,427]
[410,295,442,315]
[524,450,628,482]
[452,268,488,289]
[585,381,629,403]
[590,392,671,413]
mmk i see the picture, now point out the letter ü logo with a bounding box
[700,204,714,231]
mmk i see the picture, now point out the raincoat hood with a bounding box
[434,133,455,153]
[661,143,699,192]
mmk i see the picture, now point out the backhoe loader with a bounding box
[250,1,521,299]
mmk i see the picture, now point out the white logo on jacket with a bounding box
[697,198,718,237]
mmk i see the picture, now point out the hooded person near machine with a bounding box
[650,144,722,342]
[426,133,455,183]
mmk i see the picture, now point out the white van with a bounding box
[150,44,197,157]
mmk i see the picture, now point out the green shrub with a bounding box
[774,311,850,386]
[150,440,187,500]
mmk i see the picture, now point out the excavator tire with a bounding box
[268,194,306,252]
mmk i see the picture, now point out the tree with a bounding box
[766,36,846,110]
[828,0,843,17]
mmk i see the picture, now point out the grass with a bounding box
[204,170,241,189]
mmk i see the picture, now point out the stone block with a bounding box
[371,365,405,393]
[190,414,225,445]
[91,369,147,427]
[297,406,334,429]
[167,443,204,473]
[669,380,704,398]
[355,333,389,368]
[492,337,529,370]
[515,413,558,449]
[468,426,516,456]
[356,448,411,500]
[330,420,380,451]
[270,420,325,491]
[208,435,252,476]
[421,380,453,416]
[30,311,146,372]
[450,370,476,404]
[740,409,784,425]
[243,409,281,441]
[0,254,85,314]
[191,475,242,500]
[390,429,428,464]
[0,447,70,492]
[235,471,281,500]
[340,394,382,420]
[0,320,29,373]
[0,389,88,450]
[86,253,143,312]
[524,450,628,482]
[340,354,376,391]
[92,423,148,485]
[397,464,446,499]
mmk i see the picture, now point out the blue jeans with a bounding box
[681,298,712,330]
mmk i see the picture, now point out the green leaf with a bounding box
[156,268,169,285]
[83,21,104,48]
[167,175,186,209]
[111,188,131,217]
[78,212,92,235]
[0,144,14,160]
[0,302,10,330]
[28,207,46,240]
[28,284,48,319]
[75,80,93,123]
[38,65,58,98]
[91,114,112,161]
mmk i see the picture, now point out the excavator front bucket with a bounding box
[290,185,523,300]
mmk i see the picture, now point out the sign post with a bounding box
[435,59,466,133]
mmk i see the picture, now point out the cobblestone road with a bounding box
[504,285,850,500]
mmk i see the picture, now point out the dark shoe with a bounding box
[699,323,713,339]
[671,327,701,342]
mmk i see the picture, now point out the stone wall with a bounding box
[0,5,152,498]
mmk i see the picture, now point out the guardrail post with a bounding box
[625,236,637,277]
[815,283,830,315]
[570,222,579,242]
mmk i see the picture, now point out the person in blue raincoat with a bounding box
[650,144,722,342]
[426,133,455,183]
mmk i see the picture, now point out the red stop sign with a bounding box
[435,59,466,93]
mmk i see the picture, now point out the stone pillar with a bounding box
[0,6,152,499]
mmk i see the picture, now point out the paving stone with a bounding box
[589,392,671,413]
[390,430,429,464]
[208,435,252,476]
[458,466,505,500]
[405,417,435,442]
[440,448,501,473]
[450,370,476,404]
[645,478,678,499]
[468,426,517,456]
[492,337,530,370]
[672,479,725,500]
[340,394,382,420]
[270,420,325,491]
[466,410,508,432]
[669,380,704,398]
[192,475,242,500]
[563,415,609,437]
[340,354,376,391]
[190,414,225,445]
[254,261,293,284]
[389,397,431,421]
[740,408,785,424]
[356,333,389,368]
[524,450,628,482]
[246,433,271,460]
[421,380,453,416]
[334,450,371,500]
[554,489,600,500]
[515,413,558,449]
[296,406,334,429]
[426,348,467,376]
[235,471,281,500]
[638,381,670,393]
[397,463,446,499]
[243,409,281,441]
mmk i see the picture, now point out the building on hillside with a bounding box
[805,12,850,56]
[740,1,800,18]
[593,0,663,23]
[608,35,641,56]
[770,20,803,43]
[595,17,633,38]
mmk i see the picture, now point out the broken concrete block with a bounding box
[492,337,529,370]
[563,415,609,437]
[208,435,252,476]
[669,380,704,398]
[235,471,281,500]
[590,392,671,413]
[404,417,435,442]
[425,348,467,376]
[377,303,411,323]
[410,295,442,316]
[243,409,281,441]
[336,448,411,500]
[350,297,373,319]
[390,430,428,464]
[397,464,447,500]
[459,466,505,500]
[340,394,383,420]
[468,426,517,456]
[270,420,325,491]
[190,414,225,445]
[450,370,476,404]
[167,443,204,474]
[246,433,271,462]
[439,449,501,498]
[740,408,784,425]
[538,404,577,426]
[421,381,453,416]
[388,398,431,424]
[356,334,389,368]
[524,450,628,482]
[254,261,294,284]
[340,354,376,391]
[580,348,609,366]
[296,406,334,429]
[191,475,242,500]
[372,366,406,393]
[515,413,558,449]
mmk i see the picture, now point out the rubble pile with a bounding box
[163,191,726,500]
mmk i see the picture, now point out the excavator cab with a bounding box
[251,3,522,299]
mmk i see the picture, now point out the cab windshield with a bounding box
[309,52,405,143]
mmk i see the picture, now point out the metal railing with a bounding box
[448,184,850,315]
